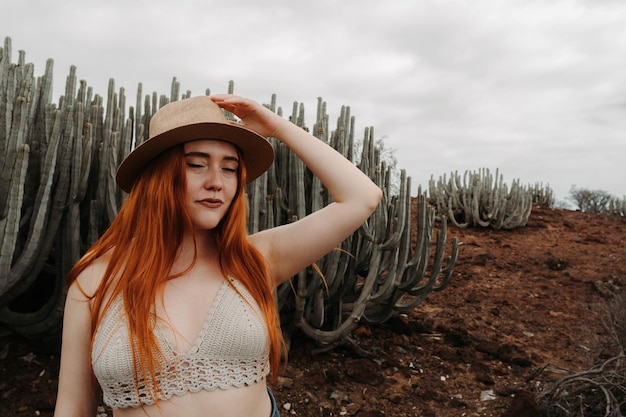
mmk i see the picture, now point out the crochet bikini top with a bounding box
[91,278,270,409]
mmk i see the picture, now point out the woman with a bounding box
[54,94,382,417]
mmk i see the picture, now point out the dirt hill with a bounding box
[1,206,625,416]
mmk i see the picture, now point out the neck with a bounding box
[173,231,219,274]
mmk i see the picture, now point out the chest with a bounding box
[157,276,225,353]
[155,278,269,357]
[91,278,271,408]
[92,279,270,380]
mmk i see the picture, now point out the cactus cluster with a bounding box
[253,100,459,344]
[428,168,533,230]
[0,36,457,344]
[0,37,136,336]
[527,182,555,208]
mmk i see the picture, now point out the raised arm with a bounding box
[211,94,382,285]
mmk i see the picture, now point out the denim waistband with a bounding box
[267,387,281,417]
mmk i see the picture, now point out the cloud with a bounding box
[2,0,625,200]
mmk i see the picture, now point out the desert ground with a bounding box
[1,205,625,416]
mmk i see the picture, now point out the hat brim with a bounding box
[116,121,274,193]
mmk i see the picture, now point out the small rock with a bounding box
[277,376,294,389]
[329,389,349,404]
[480,390,496,401]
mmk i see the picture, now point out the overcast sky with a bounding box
[3,0,625,203]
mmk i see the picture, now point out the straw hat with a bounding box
[116,96,274,193]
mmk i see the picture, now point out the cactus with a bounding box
[0,39,101,335]
[429,168,533,230]
[248,97,458,345]
[527,182,554,208]
[0,36,457,344]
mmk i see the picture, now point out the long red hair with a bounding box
[67,144,284,402]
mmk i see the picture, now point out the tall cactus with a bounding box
[429,168,533,230]
[0,36,457,343]
[246,96,459,345]
[0,39,106,335]
[527,182,555,208]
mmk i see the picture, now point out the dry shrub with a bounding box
[538,292,626,417]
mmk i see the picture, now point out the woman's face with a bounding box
[183,139,240,232]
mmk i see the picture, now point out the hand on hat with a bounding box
[210,94,283,139]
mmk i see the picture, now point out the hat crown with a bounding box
[116,95,274,193]
[150,96,228,139]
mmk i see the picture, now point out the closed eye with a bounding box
[186,162,205,169]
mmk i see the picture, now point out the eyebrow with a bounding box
[184,151,240,163]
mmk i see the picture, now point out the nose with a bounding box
[203,166,223,191]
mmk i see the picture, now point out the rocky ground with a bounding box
[1,205,625,417]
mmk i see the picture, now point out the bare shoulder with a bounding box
[69,250,113,301]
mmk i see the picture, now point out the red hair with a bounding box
[67,144,284,403]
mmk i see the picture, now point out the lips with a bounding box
[198,198,223,208]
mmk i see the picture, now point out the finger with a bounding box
[209,94,240,108]
[209,93,235,100]
[210,97,239,114]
